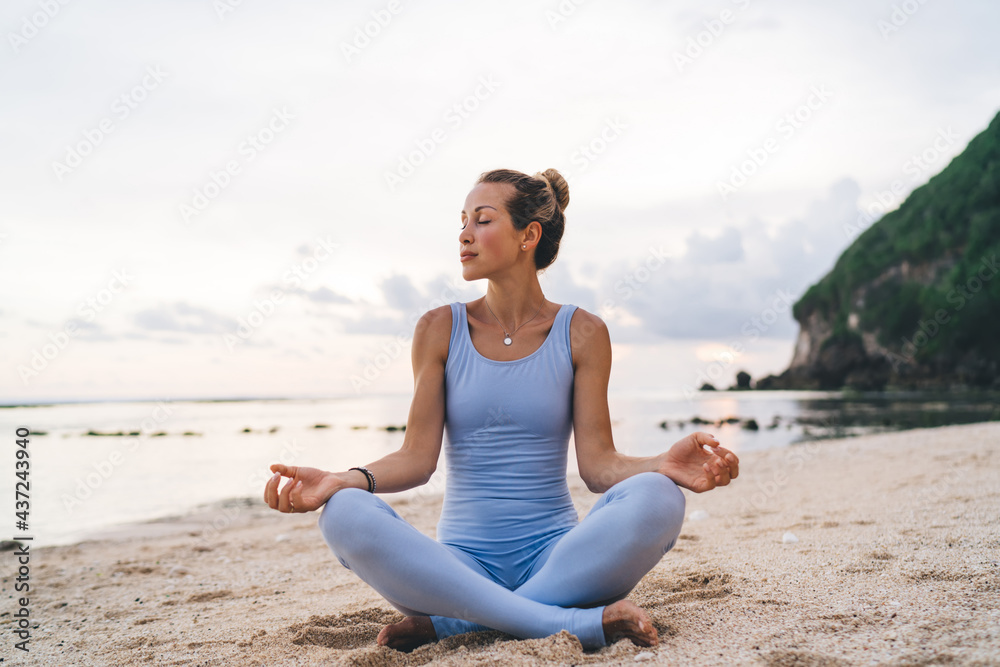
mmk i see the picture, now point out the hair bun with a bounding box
[537,168,570,212]
[475,167,569,271]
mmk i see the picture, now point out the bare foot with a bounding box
[376,615,437,651]
[602,600,658,646]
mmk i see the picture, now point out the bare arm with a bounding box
[344,305,449,492]
[570,309,739,494]
[265,306,449,512]
[570,309,653,492]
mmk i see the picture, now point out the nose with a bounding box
[459,221,473,247]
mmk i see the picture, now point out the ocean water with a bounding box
[2,389,997,547]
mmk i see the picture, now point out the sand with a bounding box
[4,421,999,666]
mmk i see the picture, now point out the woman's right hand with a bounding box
[263,464,346,513]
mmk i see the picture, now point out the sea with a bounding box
[2,389,997,548]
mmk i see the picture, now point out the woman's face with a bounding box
[459,182,520,279]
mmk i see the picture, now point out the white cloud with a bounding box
[134,302,237,336]
[2,0,998,400]
[683,227,745,264]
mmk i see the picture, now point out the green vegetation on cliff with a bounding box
[794,111,1000,366]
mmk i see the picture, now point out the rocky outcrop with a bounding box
[755,111,1000,392]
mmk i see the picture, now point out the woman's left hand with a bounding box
[656,431,740,493]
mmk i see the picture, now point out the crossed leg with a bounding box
[318,487,607,648]
[317,471,685,650]
[427,472,686,641]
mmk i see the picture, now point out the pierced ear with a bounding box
[526,220,543,243]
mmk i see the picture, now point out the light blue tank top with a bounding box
[437,301,581,554]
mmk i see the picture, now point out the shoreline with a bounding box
[6,421,999,665]
[6,391,999,551]
[19,411,1000,552]
[4,385,999,409]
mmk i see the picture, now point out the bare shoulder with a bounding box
[568,307,611,370]
[413,304,454,365]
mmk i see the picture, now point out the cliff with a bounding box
[756,110,1000,391]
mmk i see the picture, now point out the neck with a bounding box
[484,279,546,328]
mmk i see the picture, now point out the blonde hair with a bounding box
[475,168,570,271]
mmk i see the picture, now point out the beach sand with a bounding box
[5,421,999,666]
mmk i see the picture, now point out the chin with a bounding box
[461,262,484,278]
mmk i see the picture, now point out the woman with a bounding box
[263,167,740,652]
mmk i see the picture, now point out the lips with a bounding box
[461,253,477,261]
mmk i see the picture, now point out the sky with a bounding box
[2,0,999,403]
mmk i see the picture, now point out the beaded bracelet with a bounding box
[349,466,376,493]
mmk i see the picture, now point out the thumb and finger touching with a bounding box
[688,431,740,488]
[270,463,297,476]
[264,465,301,511]
[694,431,740,481]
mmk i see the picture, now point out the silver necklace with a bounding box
[484,297,545,346]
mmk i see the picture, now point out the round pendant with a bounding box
[504,336,512,346]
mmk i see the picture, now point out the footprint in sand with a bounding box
[186,589,233,603]
[288,608,404,650]
[112,564,158,575]
[839,550,896,574]
[763,648,852,666]
[635,568,734,608]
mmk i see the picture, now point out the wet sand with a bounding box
[6,421,999,666]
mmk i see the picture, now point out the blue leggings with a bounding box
[317,471,685,650]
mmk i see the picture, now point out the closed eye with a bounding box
[460,220,491,229]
